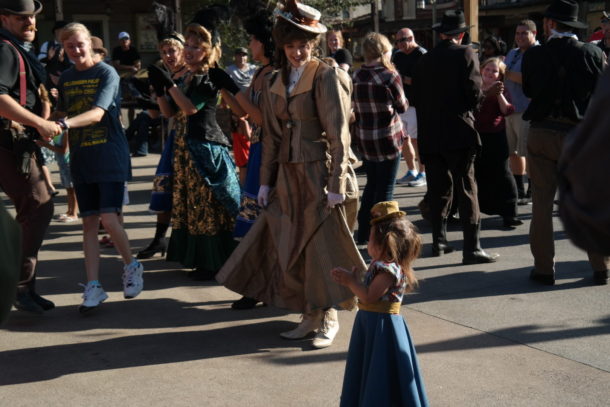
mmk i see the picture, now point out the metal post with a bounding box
[55,0,64,20]
[431,0,437,46]
[174,0,183,33]
[372,0,379,33]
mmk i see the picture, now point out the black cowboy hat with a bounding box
[432,10,472,36]
[543,0,588,29]
[0,0,42,15]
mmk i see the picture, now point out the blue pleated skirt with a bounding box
[149,130,175,213]
[234,141,262,237]
[340,310,429,407]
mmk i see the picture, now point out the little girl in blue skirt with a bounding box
[331,201,429,406]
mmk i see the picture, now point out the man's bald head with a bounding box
[395,28,417,53]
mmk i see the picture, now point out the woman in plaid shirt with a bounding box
[353,32,408,244]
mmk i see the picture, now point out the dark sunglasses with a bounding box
[395,37,413,44]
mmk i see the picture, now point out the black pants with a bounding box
[421,148,480,227]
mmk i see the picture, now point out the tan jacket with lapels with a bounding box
[260,58,353,195]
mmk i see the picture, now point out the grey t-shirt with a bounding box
[226,63,257,92]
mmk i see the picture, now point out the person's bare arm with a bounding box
[0,95,61,140]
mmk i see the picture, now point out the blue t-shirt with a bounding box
[58,62,130,184]
[504,47,534,113]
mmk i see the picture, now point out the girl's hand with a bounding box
[331,266,356,286]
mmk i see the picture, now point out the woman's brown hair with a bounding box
[272,18,321,85]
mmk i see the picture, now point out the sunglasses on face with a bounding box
[396,37,413,44]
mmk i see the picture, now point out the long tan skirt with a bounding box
[216,161,365,312]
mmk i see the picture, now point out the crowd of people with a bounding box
[1,0,609,405]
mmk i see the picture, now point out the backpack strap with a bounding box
[1,39,27,107]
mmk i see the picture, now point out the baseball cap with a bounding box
[118,32,130,40]
[234,47,248,55]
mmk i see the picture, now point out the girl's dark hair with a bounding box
[244,10,275,62]
[272,18,321,85]
[370,216,421,291]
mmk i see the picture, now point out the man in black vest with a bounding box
[413,10,498,264]
[0,0,60,313]
[523,0,608,285]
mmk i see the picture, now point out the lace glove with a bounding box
[257,185,270,208]
[327,192,345,209]
[148,64,174,95]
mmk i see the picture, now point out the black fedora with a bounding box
[0,0,42,15]
[543,0,588,29]
[433,10,472,36]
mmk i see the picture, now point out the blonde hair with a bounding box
[59,22,91,48]
[327,29,344,47]
[370,216,421,292]
[362,32,394,72]
[184,23,221,72]
[480,57,506,80]
[158,33,185,51]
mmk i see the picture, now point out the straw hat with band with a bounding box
[370,201,406,225]
[274,0,327,34]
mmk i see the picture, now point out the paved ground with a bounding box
[1,153,609,406]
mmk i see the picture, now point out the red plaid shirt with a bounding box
[352,64,407,161]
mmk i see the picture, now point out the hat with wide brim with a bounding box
[543,0,588,29]
[432,10,472,36]
[0,0,42,15]
[91,36,108,56]
[370,201,406,225]
[274,0,327,34]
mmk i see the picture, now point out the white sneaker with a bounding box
[79,282,108,313]
[280,310,324,339]
[312,308,340,349]
[396,170,418,184]
[123,260,144,299]
[408,173,427,187]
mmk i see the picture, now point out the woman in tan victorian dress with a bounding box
[216,0,365,349]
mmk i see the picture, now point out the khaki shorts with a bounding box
[505,112,530,156]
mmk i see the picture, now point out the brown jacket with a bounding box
[260,59,353,195]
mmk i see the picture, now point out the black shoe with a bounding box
[131,152,147,157]
[517,198,531,206]
[13,292,44,314]
[593,270,608,285]
[530,269,555,286]
[462,250,499,265]
[188,268,217,281]
[231,296,260,310]
[431,243,454,257]
[503,217,524,228]
[136,240,167,259]
[30,292,55,311]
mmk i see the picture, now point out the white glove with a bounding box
[257,185,270,208]
[327,192,345,208]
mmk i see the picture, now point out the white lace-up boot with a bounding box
[280,309,324,339]
[312,308,339,349]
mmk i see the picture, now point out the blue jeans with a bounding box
[356,156,401,243]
